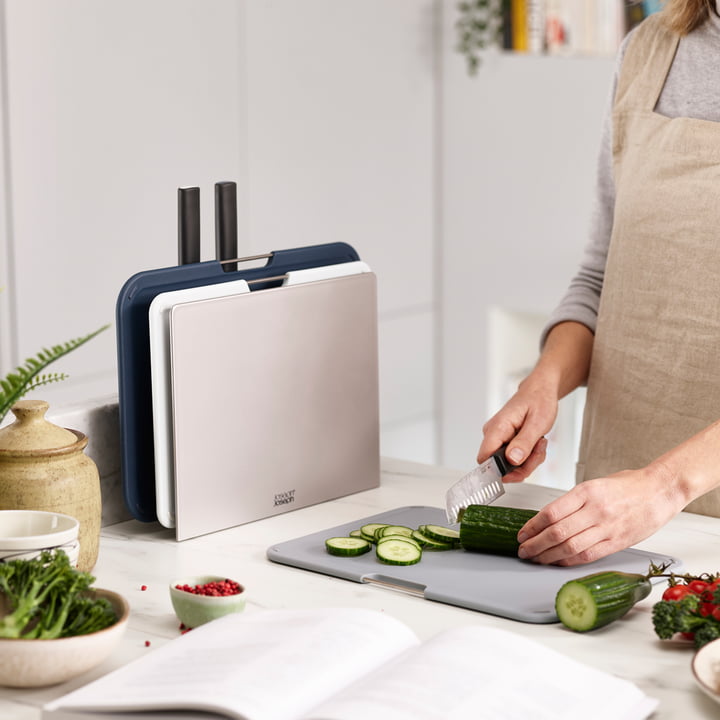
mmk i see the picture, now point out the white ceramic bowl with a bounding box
[692,637,720,704]
[169,575,246,629]
[0,588,129,687]
[0,509,80,566]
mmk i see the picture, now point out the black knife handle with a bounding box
[491,443,514,476]
[178,186,201,265]
[215,180,238,272]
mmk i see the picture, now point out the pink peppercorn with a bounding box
[174,578,242,596]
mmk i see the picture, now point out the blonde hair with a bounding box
[661,0,714,34]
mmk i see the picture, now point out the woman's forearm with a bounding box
[528,320,594,400]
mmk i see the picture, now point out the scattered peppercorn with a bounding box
[174,579,242,597]
[141,585,148,591]
[144,640,151,647]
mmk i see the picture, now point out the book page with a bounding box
[306,625,658,720]
[44,608,419,720]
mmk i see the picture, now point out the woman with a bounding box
[478,0,720,566]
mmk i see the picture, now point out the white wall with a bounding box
[439,4,616,472]
[0,0,622,484]
[0,0,437,464]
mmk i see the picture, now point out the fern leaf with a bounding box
[0,323,110,423]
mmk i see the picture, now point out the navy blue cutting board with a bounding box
[116,242,360,522]
[267,505,680,624]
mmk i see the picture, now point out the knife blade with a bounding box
[445,443,514,523]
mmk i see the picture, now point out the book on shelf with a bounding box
[506,0,660,57]
[43,607,658,720]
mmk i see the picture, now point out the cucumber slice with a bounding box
[376,525,414,539]
[377,534,422,551]
[375,538,422,566]
[411,529,454,550]
[555,571,652,632]
[325,536,372,557]
[349,529,364,538]
[421,524,460,544]
[360,523,389,542]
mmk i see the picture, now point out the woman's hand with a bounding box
[517,418,720,565]
[477,376,555,483]
[516,464,683,566]
[477,321,594,482]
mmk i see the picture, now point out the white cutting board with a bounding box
[267,506,680,624]
[148,279,251,528]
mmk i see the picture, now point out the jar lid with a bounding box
[0,400,78,452]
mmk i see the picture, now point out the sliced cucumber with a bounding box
[376,525,414,539]
[411,529,454,550]
[325,536,372,557]
[349,528,364,538]
[360,523,389,543]
[377,534,422,551]
[555,571,652,632]
[421,524,460,544]
[375,538,422,566]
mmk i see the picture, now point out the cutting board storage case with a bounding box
[116,242,375,526]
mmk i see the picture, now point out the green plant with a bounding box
[0,324,109,424]
[455,0,508,75]
[0,549,116,638]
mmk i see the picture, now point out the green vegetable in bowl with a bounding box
[0,550,117,639]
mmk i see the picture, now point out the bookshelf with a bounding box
[457,0,662,74]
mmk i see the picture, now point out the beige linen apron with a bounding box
[576,14,720,516]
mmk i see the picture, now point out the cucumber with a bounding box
[555,571,652,632]
[459,505,538,556]
[375,538,422,566]
[325,537,372,557]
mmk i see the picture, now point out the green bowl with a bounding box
[169,575,246,629]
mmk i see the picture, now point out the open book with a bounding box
[44,607,657,720]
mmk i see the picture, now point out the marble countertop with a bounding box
[2,457,719,718]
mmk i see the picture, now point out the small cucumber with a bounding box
[555,571,652,632]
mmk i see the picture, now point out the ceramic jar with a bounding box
[0,399,101,571]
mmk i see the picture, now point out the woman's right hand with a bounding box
[477,321,594,483]
[476,372,557,483]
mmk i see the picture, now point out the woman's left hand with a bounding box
[516,464,683,566]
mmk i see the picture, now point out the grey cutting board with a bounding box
[266,505,680,624]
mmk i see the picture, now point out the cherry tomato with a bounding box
[712,606,720,622]
[680,631,695,641]
[700,602,716,618]
[703,579,720,602]
[662,584,693,601]
[688,580,710,595]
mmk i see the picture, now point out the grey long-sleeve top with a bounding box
[541,11,720,345]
